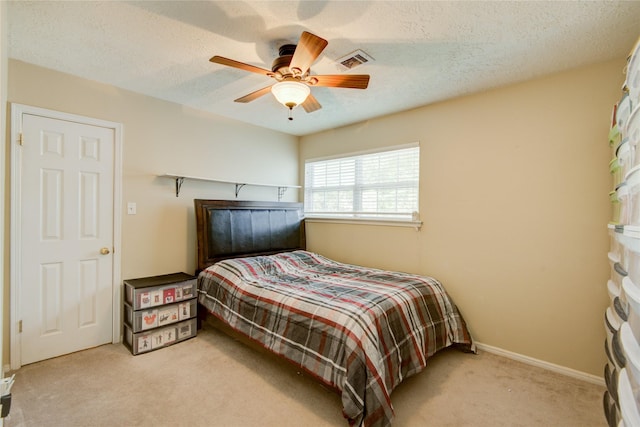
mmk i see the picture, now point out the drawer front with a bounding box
[125,276,197,310]
[603,390,618,427]
[124,298,197,333]
[604,362,619,405]
[618,368,640,426]
[628,166,640,227]
[124,317,197,355]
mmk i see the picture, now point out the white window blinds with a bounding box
[304,144,419,220]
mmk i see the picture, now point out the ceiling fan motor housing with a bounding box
[272,44,297,77]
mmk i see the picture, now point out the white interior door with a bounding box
[17,112,116,365]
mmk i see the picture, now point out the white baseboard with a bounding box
[474,342,605,387]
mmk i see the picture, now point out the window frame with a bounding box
[303,143,422,229]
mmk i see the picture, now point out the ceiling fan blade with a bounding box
[301,94,322,113]
[210,56,273,76]
[312,74,370,89]
[234,85,273,103]
[289,31,328,75]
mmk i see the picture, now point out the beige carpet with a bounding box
[6,318,606,426]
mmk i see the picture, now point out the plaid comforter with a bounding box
[197,251,474,427]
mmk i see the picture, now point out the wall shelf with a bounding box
[159,173,301,200]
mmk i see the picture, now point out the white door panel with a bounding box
[20,113,115,365]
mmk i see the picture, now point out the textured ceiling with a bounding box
[7,1,640,136]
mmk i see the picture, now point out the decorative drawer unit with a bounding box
[604,34,640,427]
[123,272,197,355]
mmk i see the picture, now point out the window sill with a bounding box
[304,216,422,230]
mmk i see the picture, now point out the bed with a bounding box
[194,199,475,427]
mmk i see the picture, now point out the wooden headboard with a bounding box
[194,199,306,273]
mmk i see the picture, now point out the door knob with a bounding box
[100,247,110,255]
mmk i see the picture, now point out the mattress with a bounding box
[197,250,474,427]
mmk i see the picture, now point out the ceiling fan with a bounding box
[210,31,370,120]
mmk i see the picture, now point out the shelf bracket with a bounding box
[277,187,287,201]
[175,177,185,197]
[161,174,299,200]
[234,183,246,198]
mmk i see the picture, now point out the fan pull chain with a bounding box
[288,106,294,121]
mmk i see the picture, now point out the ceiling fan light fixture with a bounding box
[271,81,310,109]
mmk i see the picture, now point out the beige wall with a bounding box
[300,59,624,376]
[5,60,299,363]
[5,57,623,377]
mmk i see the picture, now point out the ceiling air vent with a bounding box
[335,49,374,71]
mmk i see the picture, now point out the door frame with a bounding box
[10,103,123,370]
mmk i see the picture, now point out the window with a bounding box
[304,144,419,222]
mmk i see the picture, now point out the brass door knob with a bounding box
[100,247,110,255]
